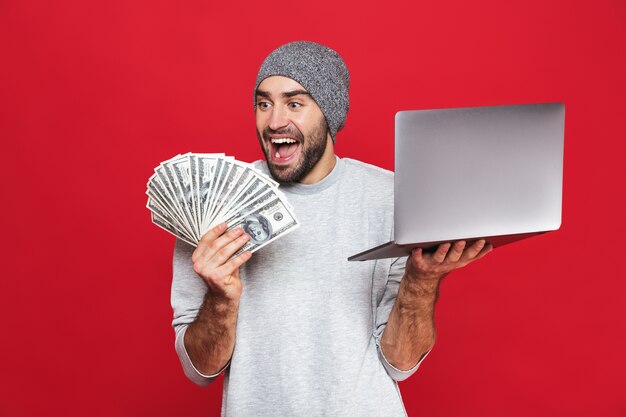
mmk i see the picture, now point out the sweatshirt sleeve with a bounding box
[171,239,229,386]
[175,324,230,386]
[372,255,432,382]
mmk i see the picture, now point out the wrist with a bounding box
[401,273,444,300]
[193,291,239,326]
[206,284,241,305]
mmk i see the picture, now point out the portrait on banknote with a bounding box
[243,214,272,244]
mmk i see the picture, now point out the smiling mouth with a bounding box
[269,137,301,164]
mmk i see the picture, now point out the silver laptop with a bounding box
[348,102,565,261]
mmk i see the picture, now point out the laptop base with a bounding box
[347,231,546,261]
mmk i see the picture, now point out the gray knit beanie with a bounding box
[254,41,350,141]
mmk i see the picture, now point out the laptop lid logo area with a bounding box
[348,102,564,262]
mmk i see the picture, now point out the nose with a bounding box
[268,105,289,131]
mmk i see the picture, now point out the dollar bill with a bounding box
[162,156,199,241]
[154,155,195,236]
[203,157,228,231]
[147,174,193,237]
[228,197,300,256]
[147,153,299,254]
[151,211,197,247]
[221,188,281,228]
[195,153,224,231]
[146,197,193,239]
[210,168,261,227]
[206,161,251,228]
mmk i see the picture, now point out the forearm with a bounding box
[184,290,239,375]
[380,275,440,370]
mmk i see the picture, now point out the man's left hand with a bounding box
[406,240,493,284]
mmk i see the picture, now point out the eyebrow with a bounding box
[255,89,311,99]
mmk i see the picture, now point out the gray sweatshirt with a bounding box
[171,157,428,416]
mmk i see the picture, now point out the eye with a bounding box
[257,101,271,110]
[288,102,302,109]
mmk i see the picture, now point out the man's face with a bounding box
[255,76,329,183]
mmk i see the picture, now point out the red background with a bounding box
[1,0,625,416]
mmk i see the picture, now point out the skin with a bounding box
[380,240,491,370]
[185,75,492,376]
[184,224,250,375]
[255,76,336,184]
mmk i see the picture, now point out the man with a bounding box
[171,41,492,416]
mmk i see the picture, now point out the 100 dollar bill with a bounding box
[228,197,299,256]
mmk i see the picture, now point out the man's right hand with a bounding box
[191,223,252,302]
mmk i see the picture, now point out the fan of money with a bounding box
[146,153,299,255]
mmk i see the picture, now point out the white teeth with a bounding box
[275,151,280,158]
[270,138,297,144]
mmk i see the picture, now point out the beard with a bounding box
[257,117,329,184]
